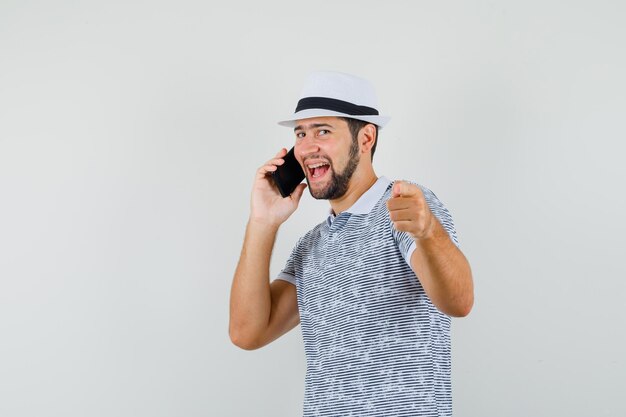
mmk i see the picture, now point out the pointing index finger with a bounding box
[392,181,415,198]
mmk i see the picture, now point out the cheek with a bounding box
[294,144,305,163]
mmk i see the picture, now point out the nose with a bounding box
[295,135,320,160]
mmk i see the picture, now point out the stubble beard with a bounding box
[307,138,360,200]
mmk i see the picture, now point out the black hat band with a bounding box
[295,97,379,116]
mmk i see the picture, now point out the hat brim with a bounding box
[278,109,390,129]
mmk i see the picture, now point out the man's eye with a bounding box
[318,129,329,135]
[296,132,305,138]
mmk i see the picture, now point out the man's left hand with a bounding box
[386,181,437,241]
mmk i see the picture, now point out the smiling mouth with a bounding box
[307,162,331,179]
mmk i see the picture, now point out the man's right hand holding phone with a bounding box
[249,148,307,227]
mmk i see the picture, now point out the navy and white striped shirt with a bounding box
[276,176,460,417]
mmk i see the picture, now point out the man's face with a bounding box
[293,116,360,200]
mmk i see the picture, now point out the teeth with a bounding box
[308,162,329,169]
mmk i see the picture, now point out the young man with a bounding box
[229,71,474,416]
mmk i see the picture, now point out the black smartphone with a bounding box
[272,147,305,198]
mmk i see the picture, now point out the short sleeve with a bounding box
[273,237,302,286]
[391,183,461,267]
[275,270,296,285]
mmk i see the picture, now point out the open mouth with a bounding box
[307,162,331,179]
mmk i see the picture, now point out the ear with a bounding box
[359,123,377,155]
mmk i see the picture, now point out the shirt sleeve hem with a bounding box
[404,240,416,267]
[274,272,296,286]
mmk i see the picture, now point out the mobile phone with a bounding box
[272,147,305,198]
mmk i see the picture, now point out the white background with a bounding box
[1,1,625,416]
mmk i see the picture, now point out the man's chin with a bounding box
[306,178,332,200]
[308,181,350,201]
[308,185,331,200]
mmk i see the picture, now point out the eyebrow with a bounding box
[294,123,334,133]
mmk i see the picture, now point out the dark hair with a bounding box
[339,117,379,161]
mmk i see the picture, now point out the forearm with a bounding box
[411,219,474,317]
[229,219,280,344]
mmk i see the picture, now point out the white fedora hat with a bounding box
[278,71,391,129]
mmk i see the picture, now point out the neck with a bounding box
[329,166,378,215]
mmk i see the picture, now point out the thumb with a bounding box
[290,183,308,203]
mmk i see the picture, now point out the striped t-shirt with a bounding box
[276,176,460,417]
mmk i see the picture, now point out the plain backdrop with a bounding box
[1,1,625,416]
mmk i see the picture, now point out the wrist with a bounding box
[414,217,443,243]
[248,216,281,233]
